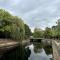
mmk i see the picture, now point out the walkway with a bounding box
[0,39,19,55]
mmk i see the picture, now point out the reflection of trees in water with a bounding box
[43,45,52,55]
[33,43,43,53]
[1,43,52,60]
[33,42,52,55]
[0,44,31,60]
[25,47,31,58]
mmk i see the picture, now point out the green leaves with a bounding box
[33,28,43,38]
[44,27,52,38]
[24,24,32,39]
[0,9,25,41]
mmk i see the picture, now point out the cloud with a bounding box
[0,0,60,31]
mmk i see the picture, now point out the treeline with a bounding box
[33,19,60,40]
[0,9,32,41]
[0,9,60,40]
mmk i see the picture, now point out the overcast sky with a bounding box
[0,0,60,31]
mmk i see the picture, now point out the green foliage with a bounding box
[43,19,60,39]
[43,27,52,38]
[51,19,60,39]
[24,24,32,39]
[33,19,60,39]
[33,28,43,38]
[0,9,25,41]
[51,26,57,38]
[1,9,60,40]
[56,19,60,36]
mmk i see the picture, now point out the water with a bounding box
[26,42,53,60]
[0,41,53,60]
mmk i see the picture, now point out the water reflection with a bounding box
[43,45,52,55]
[27,42,53,60]
[34,43,43,53]
[0,45,31,60]
[0,42,53,60]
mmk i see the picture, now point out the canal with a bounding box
[0,40,53,60]
[26,41,53,60]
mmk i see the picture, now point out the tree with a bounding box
[56,19,60,39]
[43,27,52,38]
[0,9,25,41]
[51,26,57,39]
[33,28,43,38]
[24,24,32,39]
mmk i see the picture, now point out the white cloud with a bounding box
[0,0,60,31]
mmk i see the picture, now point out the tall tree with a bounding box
[43,27,52,38]
[0,9,25,41]
[24,24,32,39]
[51,26,57,39]
[56,19,60,39]
[33,28,43,38]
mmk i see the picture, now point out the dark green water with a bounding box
[0,42,53,60]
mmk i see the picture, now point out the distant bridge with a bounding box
[0,38,59,60]
[30,38,52,43]
[30,38,60,60]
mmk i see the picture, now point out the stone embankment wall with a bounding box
[52,40,60,60]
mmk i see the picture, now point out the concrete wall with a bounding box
[52,41,60,60]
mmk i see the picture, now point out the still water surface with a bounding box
[26,42,53,60]
[0,41,53,60]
